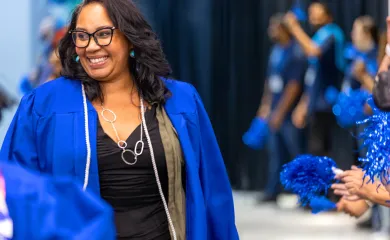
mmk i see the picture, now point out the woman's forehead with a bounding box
[76,3,113,31]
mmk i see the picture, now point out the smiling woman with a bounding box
[1,0,239,239]
[59,0,171,103]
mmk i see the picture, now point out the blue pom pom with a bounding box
[324,86,340,105]
[333,89,369,128]
[242,117,269,150]
[358,97,390,184]
[280,155,337,205]
[309,196,337,214]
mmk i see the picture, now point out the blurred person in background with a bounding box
[19,16,66,94]
[256,13,307,203]
[284,2,347,166]
[0,87,16,124]
[1,0,238,239]
[48,48,62,81]
[343,16,378,94]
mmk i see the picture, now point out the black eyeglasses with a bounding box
[69,27,116,48]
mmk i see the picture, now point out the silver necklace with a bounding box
[100,98,145,165]
[82,85,176,239]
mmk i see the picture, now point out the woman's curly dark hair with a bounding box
[58,0,172,103]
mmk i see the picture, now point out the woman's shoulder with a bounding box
[163,78,196,95]
[163,78,199,114]
[21,77,82,117]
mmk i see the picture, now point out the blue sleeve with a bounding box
[0,92,41,171]
[3,162,116,240]
[313,25,346,72]
[193,87,239,240]
[312,28,334,53]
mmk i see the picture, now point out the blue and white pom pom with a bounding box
[309,196,337,214]
[242,117,269,150]
[358,97,390,184]
[280,155,338,206]
[332,89,369,128]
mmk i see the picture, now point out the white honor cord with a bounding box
[140,100,177,240]
[81,84,176,239]
[82,84,91,191]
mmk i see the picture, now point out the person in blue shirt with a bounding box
[19,16,66,95]
[0,0,238,239]
[0,161,115,240]
[256,14,307,203]
[284,2,345,157]
[343,16,378,93]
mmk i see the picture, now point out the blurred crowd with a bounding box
[242,1,389,233]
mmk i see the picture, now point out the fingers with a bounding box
[342,176,363,185]
[344,195,361,202]
[336,201,344,212]
[334,189,350,196]
[335,170,350,179]
[331,183,347,191]
[350,165,359,170]
[332,183,354,197]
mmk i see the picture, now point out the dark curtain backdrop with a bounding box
[136,0,388,190]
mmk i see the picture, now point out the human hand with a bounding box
[334,166,378,200]
[284,12,299,30]
[292,104,307,129]
[332,183,362,201]
[337,198,369,218]
[353,60,367,80]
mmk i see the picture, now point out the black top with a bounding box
[97,105,170,240]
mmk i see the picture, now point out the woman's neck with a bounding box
[98,72,138,106]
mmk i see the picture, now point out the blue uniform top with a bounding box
[267,41,307,115]
[342,43,378,91]
[305,23,346,114]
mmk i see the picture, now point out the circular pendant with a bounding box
[121,149,137,165]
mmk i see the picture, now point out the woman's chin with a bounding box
[86,69,112,81]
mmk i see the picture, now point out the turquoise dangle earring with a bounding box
[74,55,80,62]
[130,49,135,58]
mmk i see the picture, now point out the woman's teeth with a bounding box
[89,57,108,64]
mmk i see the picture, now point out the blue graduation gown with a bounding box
[2,161,115,240]
[1,77,239,240]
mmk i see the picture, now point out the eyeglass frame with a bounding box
[69,26,117,48]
